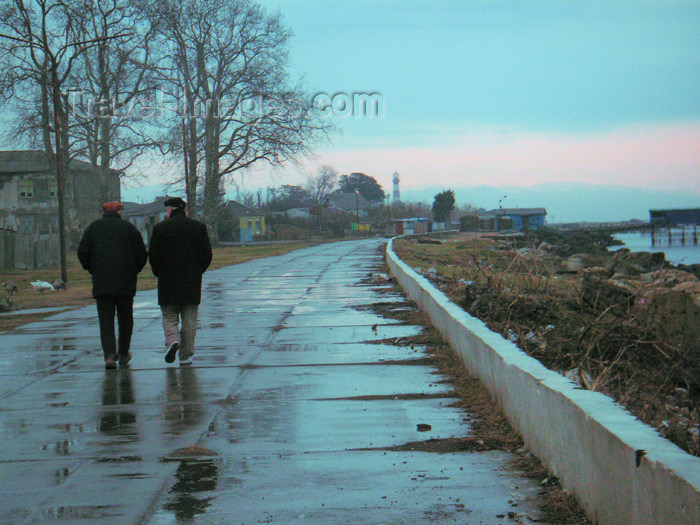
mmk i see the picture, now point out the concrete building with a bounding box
[327,192,370,219]
[392,217,431,235]
[485,207,547,232]
[0,150,121,269]
[122,197,169,244]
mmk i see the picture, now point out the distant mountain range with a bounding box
[401,183,700,223]
[123,181,699,224]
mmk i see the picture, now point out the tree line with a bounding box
[0,0,329,267]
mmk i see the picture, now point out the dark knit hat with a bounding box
[164,197,186,208]
[102,201,123,212]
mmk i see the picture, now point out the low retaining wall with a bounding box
[386,239,700,525]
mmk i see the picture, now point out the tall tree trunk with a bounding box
[186,114,198,216]
[40,61,52,155]
[202,112,219,244]
[97,36,111,171]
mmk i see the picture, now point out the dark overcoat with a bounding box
[148,208,212,305]
[78,211,148,298]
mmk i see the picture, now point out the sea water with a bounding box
[611,231,700,265]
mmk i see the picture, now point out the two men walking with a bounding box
[79,198,211,369]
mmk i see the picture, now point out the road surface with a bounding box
[0,239,546,524]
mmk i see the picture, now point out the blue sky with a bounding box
[127,1,699,219]
[271,0,699,131]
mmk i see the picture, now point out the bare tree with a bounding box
[154,0,330,242]
[0,0,89,282]
[65,0,159,175]
[306,164,338,206]
[0,0,130,281]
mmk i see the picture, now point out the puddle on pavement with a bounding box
[42,439,84,455]
[96,455,143,463]
[164,367,205,429]
[99,369,138,437]
[150,460,220,523]
[40,505,121,520]
[54,466,74,484]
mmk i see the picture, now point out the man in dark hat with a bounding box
[148,197,212,365]
[78,202,147,369]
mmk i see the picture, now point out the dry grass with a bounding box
[393,232,700,457]
[0,241,314,332]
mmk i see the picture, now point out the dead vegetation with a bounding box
[393,231,700,457]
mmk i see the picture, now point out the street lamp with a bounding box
[354,187,360,226]
[496,194,507,231]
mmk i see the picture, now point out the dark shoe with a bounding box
[165,342,180,363]
[118,353,132,367]
[104,358,117,370]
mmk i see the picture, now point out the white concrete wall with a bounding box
[386,239,700,525]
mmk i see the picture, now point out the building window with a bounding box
[19,215,34,234]
[49,179,58,197]
[19,180,34,198]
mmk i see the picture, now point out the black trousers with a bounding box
[96,295,134,359]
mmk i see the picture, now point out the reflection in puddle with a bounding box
[54,467,72,484]
[162,461,219,521]
[96,455,142,463]
[40,505,119,520]
[165,367,202,428]
[100,370,137,436]
[269,343,316,352]
[42,439,84,455]
[48,423,89,433]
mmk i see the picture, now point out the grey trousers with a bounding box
[160,304,199,360]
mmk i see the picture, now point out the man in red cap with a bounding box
[78,202,147,369]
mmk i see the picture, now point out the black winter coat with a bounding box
[148,208,212,305]
[78,212,148,298]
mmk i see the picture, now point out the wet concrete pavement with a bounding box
[0,239,546,524]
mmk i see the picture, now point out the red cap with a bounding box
[102,202,123,213]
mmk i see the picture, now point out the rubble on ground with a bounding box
[394,230,700,456]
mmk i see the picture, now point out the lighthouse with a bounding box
[392,172,401,203]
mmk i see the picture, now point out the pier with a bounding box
[649,208,700,247]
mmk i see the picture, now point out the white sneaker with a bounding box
[179,356,193,366]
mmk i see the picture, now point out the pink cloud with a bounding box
[315,122,700,193]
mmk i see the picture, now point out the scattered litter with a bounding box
[30,280,55,292]
[564,368,594,390]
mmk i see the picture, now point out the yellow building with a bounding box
[224,200,266,242]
